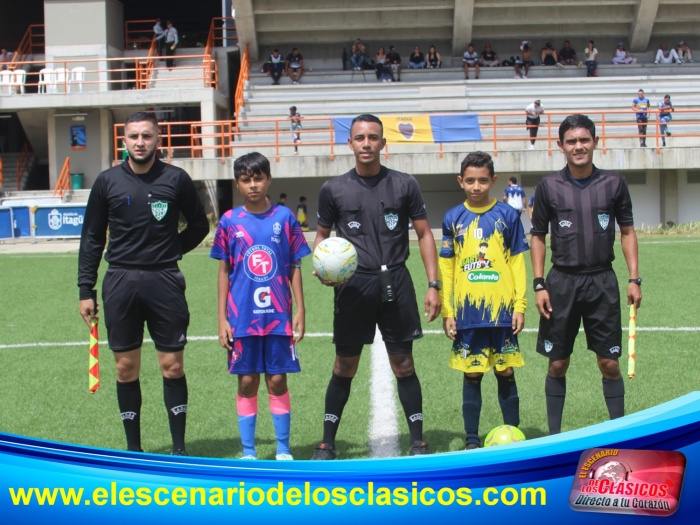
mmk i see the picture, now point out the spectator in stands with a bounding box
[632,89,650,147]
[514,41,534,79]
[375,47,391,82]
[658,94,674,147]
[162,20,179,69]
[557,41,579,67]
[655,43,681,64]
[612,42,636,65]
[480,43,500,67]
[525,99,545,149]
[463,43,479,79]
[540,42,558,66]
[676,41,693,63]
[286,48,304,84]
[409,46,426,69]
[584,40,599,77]
[0,48,12,70]
[503,176,527,214]
[350,39,366,70]
[153,19,164,58]
[427,45,442,69]
[265,49,286,85]
[288,106,303,155]
[277,193,287,207]
[386,45,402,81]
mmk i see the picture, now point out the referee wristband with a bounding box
[533,278,546,292]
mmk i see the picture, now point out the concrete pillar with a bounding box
[47,110,57,189]
[200,98,218,160]
[99,109,113,172]
[232,0,258,60]
[452,0,474,57]
[629,0,660,52]
[659,169,678,226]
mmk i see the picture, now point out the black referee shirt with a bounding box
[530,165,634,272]
[78,157,209,299]
[317,166,427,272]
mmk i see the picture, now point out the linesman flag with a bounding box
[628,305,637,380]
[89,319,100,394]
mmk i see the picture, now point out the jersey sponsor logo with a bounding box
[544,340,554,353]
[467,270,500,282]
[170,404,187,415]
[384,213,399,231]
[324,414,339,423]
[48,209,62,230]
[559,220,573,228]
[151,201,168,221]
[408,413,423,423]
[243,245,277,282]
[253,286,272,308]
[271,237,281,243]
[235,231,245,238]
[609,346,621,354]
[348,221,361,229]
[598,213,610,230]
[178,334,186,342]
[412,328,422,337]
[273,222,282,235]
[120,411,137,421]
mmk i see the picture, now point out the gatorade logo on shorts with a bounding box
[244,245,277,282]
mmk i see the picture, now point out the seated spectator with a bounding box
[540,42,558,65]
[375,47,391,82]
[462,43,480,79]
[350,38,366,70]
[655,43,681,64]
[265,49,286,85]
[0,48,12,70]
[584,40,599,77]
[676,41,693,63]
[480,43,500,67]
[286,48,304,84]
[409,46,426,69]
[386,45,402,81]
[514,40,534,79]
[427,45,442,69]
[557,40,579,67]
[612,42,636,64]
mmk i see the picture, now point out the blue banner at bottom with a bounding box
[2,393,700,523]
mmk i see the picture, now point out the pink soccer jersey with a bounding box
[210,205,311,337]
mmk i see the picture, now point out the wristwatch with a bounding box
[428,280,442,291]
[628,278,642,286]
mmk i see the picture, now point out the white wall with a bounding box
[678,170,700,224]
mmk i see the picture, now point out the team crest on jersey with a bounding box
[151,201,168,221]
[273,222,282,235]
[48,209,62,230]
[598,213,610,230]
[384,213,399,231]
[495,218,506,234]
[243,245,277,282]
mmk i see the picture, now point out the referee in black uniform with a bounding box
[78,112,209,455]
[310,114,441,459]
[530,114,642,435]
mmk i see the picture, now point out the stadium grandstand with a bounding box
[0,0,699,232]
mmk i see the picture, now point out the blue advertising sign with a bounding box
[11,206,31,238]
[0,207,13,239]
[34,205,86,238]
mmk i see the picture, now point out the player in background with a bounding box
[78,112,209,455]
[531,114,642,435]
[503,176,527,214]
[210,152,311,460]
[440,151,528,449]
[296,196,310,232]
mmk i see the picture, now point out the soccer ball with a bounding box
[312,237,358,283]
[484,425,526,447]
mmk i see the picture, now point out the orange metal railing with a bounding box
[233,45,250,118]
[16,142,32,191]
[113,108,698,163]
[52,157,71,199]
[8,24,44,71]
[125,19,158,50]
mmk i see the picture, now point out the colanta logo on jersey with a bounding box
[253,286,275,314]
[461,241,500,282]
[244,245,277,282]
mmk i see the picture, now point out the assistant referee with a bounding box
[530,114,642,435]
[310,114,441,459]
[78,112,209,454]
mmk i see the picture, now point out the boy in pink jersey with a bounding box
[210,152,311,460]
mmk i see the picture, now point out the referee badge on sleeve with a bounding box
[598,213,610,230]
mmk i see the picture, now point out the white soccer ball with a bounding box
[312,237,358,283]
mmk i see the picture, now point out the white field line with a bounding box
[1,327,699,350]
[368,327,400,459]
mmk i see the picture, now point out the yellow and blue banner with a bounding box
[333,114,482,144]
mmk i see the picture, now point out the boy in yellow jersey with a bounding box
[439,151,529,449]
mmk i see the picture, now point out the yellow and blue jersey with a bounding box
[439,198,528,329]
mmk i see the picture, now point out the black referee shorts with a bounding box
[536,267,622,360]
[102,266,190,352]
[332,265,423,349]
